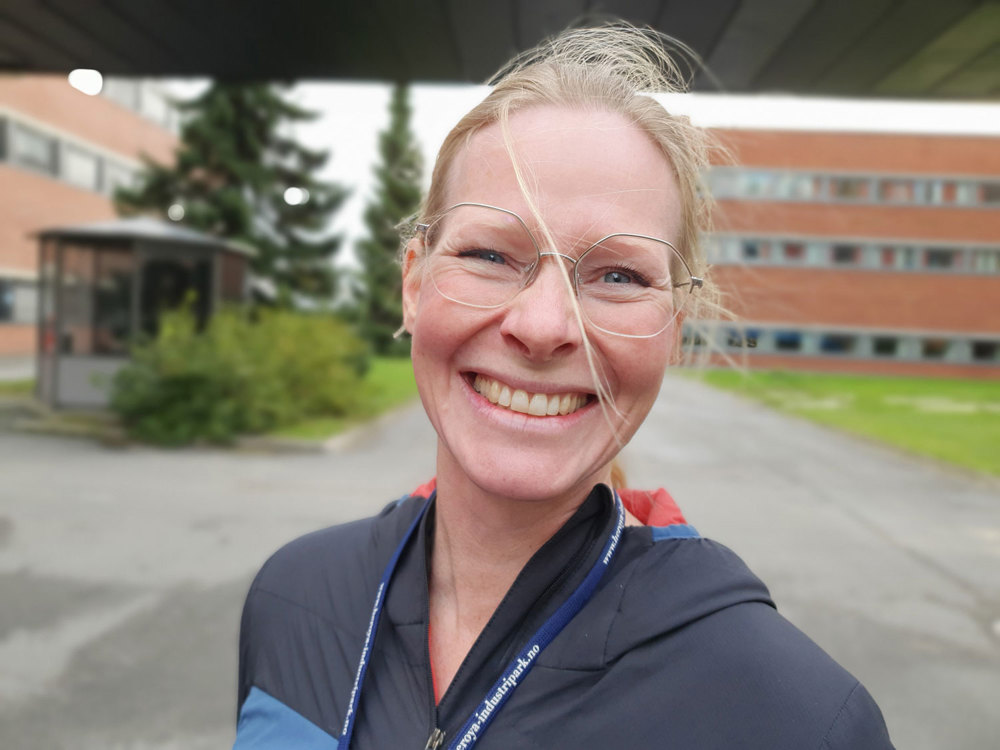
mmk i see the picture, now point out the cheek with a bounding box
[409,311,449,401]
[411,295,460,362]
[409,296,483,394]
[408,326,449,438]
[609,337,671,420]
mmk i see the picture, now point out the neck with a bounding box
[430,471,588,607]
[426,447,603,699]
[429,439,612,588]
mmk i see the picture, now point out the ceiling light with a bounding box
[68,69,103,96]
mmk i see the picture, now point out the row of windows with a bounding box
[707,235,1000,274]
[685,324,999,365]
[0,117,139,196]
[101,78,179,132]
[708,167,1000,208]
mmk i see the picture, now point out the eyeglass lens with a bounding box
[424,204,694,337]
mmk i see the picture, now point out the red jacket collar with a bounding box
[408,479,686,527]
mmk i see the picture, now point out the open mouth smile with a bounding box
[471,373,591,417]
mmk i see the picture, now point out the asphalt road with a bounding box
[1,373,998,749]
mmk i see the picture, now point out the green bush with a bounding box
[110,306,368,445]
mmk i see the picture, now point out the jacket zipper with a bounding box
[425,727,446,749]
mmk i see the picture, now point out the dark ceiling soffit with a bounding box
[0,0,996,99]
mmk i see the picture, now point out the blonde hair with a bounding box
[405,23,727,485]
[411,23,720,320]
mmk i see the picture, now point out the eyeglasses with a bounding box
[416,203,702,339]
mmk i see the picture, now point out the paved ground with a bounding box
[1,373,998,749]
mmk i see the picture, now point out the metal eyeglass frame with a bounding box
[414,202,704,339]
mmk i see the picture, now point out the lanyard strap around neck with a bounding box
[336,495,428,748]
[337,489,626,750]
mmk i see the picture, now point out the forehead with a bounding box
[445,105,682,243]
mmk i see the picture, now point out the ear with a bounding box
[401,237,423,335]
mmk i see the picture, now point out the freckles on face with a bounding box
[405,105,683,501]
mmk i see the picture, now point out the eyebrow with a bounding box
[437,202,675,249]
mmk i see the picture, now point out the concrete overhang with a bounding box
[0,1,997,99]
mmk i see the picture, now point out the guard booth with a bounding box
[35,217,254,408]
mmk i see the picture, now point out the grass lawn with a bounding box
[690,369,1000,477]
[270,356,418,440]
[0,379,33,396]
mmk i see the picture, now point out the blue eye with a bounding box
[600,265,651,286]
[603,270,632,284]
[459,248,506,264]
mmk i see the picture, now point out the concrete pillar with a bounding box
[855,335,874,358]
[800,331,820,355]
[947,339,971,363]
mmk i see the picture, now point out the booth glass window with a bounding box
[52,244,134,356]
[38,241,57,339]
[220,252,246,302]
[37,240,58,403]
[94,249,134,354]
[141,255,212,336]
[58,245,97,354]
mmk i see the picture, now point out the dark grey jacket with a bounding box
[234,485,894,749]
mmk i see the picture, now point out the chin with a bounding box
[452,445,613,505]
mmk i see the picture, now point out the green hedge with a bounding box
[110,306,368,445]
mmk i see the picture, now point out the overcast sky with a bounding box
[169,79,1000,268]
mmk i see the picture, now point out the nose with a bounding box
[498,255,583,361]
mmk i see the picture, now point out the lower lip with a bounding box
[460,374,595,431]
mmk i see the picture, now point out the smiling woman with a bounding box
[233,24,894,750]
[403,104,684,510]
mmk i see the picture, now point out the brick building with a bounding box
[0,75,176,358]
[696,128,1000,378]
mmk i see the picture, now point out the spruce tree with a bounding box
[115,83,348,306]
[356,83,423,355]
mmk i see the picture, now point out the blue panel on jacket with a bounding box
[651,523,700,540]
[234,686,338,749]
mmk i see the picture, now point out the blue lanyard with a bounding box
[337,489,626,750]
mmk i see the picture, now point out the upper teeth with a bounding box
[473,374,587,416]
